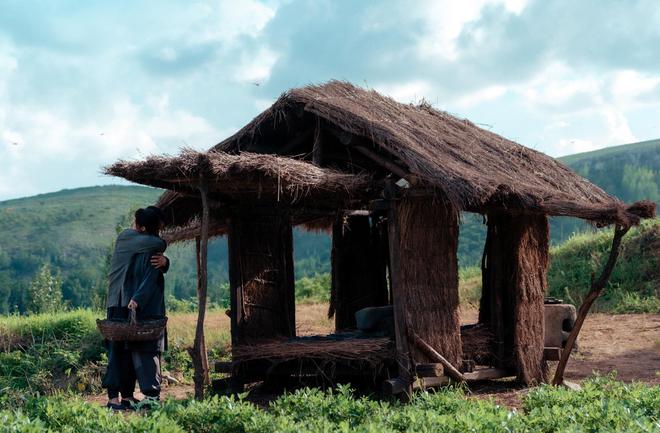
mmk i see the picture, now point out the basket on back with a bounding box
[97,309,167,342]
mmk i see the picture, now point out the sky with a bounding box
[1,0,659,201]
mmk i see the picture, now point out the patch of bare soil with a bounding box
[558,312,659,384]
[462,309,660,408]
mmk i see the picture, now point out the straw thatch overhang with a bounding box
[105,149,374,241]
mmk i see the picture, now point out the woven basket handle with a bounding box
[129,308,137,326]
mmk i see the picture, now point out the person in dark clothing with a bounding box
[102,206,170,410]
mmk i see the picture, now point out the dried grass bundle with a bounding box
[232,337,394,364]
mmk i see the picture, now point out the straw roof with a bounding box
[210,80,654,226]
[106,81,654,241]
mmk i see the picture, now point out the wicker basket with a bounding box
[97,309,167,342]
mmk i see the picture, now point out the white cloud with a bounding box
[555,138,599,155]
[600,105,636,145]
[518,62,602,109]
[373,80,431,104]
[415,0,529,61]
[216,0,277,42]
[455,85,507,108]
[610,70,660,102]
[232,48,279,83]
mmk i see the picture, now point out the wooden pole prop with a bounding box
[387,201,413,397]
[190,177,211,399]
[552,225,630,386]
[412,333,465,382]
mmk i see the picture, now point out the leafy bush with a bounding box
[295,273,331,303]
[0,310,104,394]
[27,265,64,315]
[0,377,657,432]
[523,375,660,432]
[0,309,232,395]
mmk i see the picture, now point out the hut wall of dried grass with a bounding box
[393,197,462,366]
[228,214,296,345]
[480,213,548,384]
[329,215,389,330]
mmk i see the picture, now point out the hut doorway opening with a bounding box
[329,213,390,332]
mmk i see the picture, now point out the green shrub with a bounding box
[0,377,657,432]
[27,265,65,315]
[523,375,660,432]
[296,273,331,303]
[0,410,48,433]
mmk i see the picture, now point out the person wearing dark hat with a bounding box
[102,206,170,410]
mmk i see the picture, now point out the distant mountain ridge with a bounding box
[0,139,657,312]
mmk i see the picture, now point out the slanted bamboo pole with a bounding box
[552,225,630,386]
[190,177,211,399]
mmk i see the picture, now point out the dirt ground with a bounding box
[86,305,659,408]
[459,308,659,407]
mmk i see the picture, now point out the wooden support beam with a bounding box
[415,376,451,389]
[415,363,444,377]
[552,225,630,385]
[190,178,211,400]
[312,117,323,165]
[412,333,465,382]
[544,347,562,361]
[322,122,409,178]
[382,377,410,395]
[463,368,511,381]
[353,145,409,179]
[387,202,413,397]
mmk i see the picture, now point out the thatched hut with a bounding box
[106,81,655,396]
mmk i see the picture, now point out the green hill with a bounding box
[0,186,330,313]
[0,139,657,313]
[551,138,659,249]
[0,186,160,312]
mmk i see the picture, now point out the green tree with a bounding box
[27,264,64,314]
[622,164,659,202]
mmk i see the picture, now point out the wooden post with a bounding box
[329,215,388,330]
[552,225,630,385]
[387,201,412,397]
[228,213,295,345]
[190,178,210,399]
[480,213,548,384]
[312,116,323,165]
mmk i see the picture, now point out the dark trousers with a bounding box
[103,341,162,399]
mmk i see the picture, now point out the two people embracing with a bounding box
[102,206,170,410]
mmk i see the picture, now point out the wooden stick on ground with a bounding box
[552,225,630,386]
[412,332,465,382]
